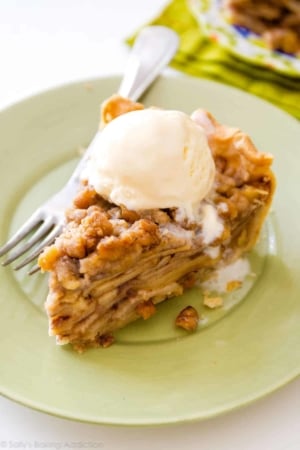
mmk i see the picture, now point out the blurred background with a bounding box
[0,1,299,449]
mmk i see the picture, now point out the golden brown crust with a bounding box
[100,94,144,128]
[192,109,276,253]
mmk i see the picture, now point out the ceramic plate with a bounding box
[189,0,300,77]
[0,75,299,425]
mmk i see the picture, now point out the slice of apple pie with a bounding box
[38,95,275,351]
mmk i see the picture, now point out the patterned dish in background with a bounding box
[189,0,300,77]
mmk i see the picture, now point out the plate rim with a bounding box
[1,363,299,426]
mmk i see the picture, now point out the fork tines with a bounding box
[0,210,63,272]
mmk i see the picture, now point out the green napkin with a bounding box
[128,0,300,119]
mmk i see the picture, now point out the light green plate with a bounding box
[0,75,299,426]
[189,0,300,77]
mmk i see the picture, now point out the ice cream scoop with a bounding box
[86,108,216,218]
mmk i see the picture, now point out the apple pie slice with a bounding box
[38,95,275,351]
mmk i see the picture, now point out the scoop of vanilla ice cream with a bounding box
[86,108,215,217]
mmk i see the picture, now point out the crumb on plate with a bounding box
[203,295,223,309]
[175,306,199,331]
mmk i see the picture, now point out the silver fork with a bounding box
[0,26,179,274]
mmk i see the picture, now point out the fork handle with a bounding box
[118,26,179,102]
[66,26,179,186]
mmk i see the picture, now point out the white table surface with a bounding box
[0,1,299,448]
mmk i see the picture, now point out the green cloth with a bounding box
[128,0,300,119]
